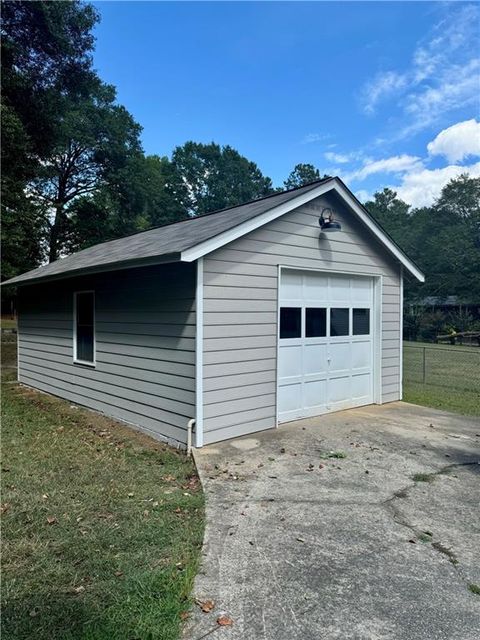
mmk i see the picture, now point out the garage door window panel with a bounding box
[280,307,302,339]
[353,308,370,335]
[330,308,349,336]
[306,308,327,337]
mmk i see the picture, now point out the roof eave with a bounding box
[2,252,182,288]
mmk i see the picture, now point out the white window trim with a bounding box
[277,266,383,426]
[73,290,96,367]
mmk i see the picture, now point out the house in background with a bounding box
[4,178,424,448]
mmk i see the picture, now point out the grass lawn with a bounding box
[403,341,480,417]
[1,340,204,640]
[1,317,17,330]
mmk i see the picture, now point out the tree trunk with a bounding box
[49,202,65,262]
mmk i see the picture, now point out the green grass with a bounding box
[468,584,480,596]
[403,341,480,416]
[1,343,204,640]
[412,473,435,483]
[1,317,17,330]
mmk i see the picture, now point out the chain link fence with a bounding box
[403,343,480,394]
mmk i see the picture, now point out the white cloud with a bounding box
[427,119,480,163]
[324,151,353,164]
[301,133,326,144]
[355,189,372,204]
[362,71,407,115]
[345,154,423,182]
[395,161,480,207]
[360,4,480,137]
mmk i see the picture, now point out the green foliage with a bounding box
[284,163,323,189]
[29,84,144,261]
[171,141,274,215]
[365,176,480,304]
[1,0,102,273]
[417,311,447,343]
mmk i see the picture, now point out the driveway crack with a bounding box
[381,461,478,578]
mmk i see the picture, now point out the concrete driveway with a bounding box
[184,402,480,640]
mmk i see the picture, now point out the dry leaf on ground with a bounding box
[196,598,215,613]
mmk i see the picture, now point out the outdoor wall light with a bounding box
[319,208,342,232]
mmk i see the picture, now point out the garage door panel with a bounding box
[279,270,375,422]
[329,342,351,372]
[281,271,303,299]
[351,278,372,303]
[351,373,372,399]
[303,379,327,411]
[328,275,350,303]
[351,341,371,369]
[278,344,302,378]
[303,343,328,375]
[278,382,303,416]
[328,376,351,403]
[303,272,329,299]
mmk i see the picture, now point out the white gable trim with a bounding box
[180,178,425,282]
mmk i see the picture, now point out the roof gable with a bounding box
[180,178,424,282]
[3,177,424,286]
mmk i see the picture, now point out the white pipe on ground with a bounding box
[187,419,195,456]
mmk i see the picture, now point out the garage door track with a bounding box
[184,402,480,640]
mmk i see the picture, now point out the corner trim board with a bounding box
[195,257,204,448]
[399,265,404,400]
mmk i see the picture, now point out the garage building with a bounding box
[4,177,424,447]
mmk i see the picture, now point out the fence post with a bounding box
[422,347,426,384]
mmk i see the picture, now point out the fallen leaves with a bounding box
[217,615,233,626]
[196,598,215,613]
[46,516,57,525]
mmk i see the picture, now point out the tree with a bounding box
[364,188,415,250]
[171,142,274,215]
[284,163,323,189]
[421,175,480,301]
[365,177,480,303]
[1,0,100,274]
[66,155,188,253]
[29,82,143,261]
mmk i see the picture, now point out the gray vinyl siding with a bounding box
[202,194,402,444]
[18,263,196,446]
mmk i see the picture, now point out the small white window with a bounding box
[74,291,95,365]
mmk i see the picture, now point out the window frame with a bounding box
[73,290,96,367]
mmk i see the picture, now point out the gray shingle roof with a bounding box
[4,179,332,286]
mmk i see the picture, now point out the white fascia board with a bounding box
[180,178,425,283]
[333,183,425,283]
[180,181,335,262]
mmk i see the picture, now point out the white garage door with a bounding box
[278,270,375,422]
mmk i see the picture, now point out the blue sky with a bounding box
[92,1,480,206]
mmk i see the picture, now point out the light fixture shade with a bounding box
[320,219,342,232]
[319,208,342,232]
